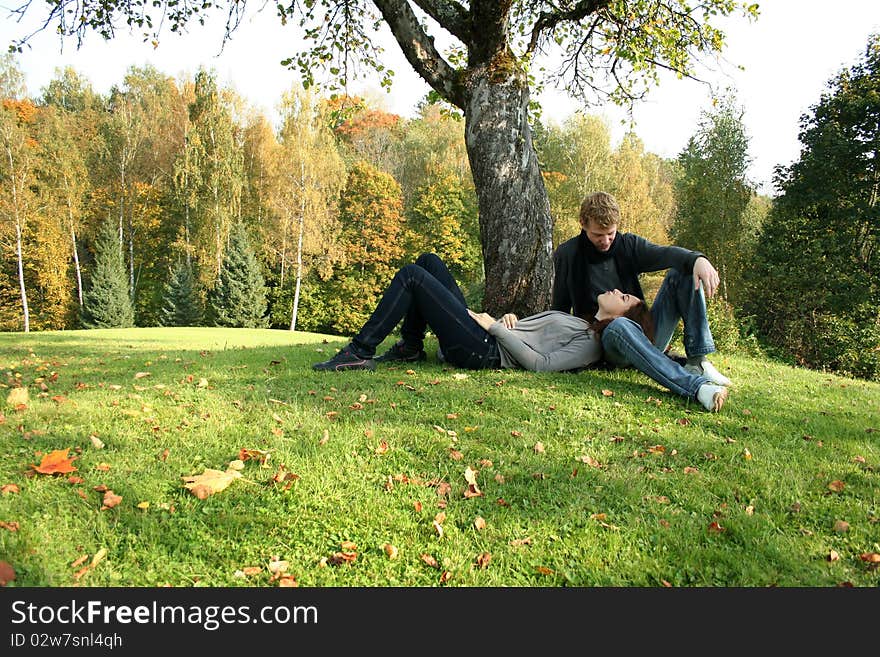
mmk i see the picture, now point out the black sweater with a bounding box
[551,231,703,319]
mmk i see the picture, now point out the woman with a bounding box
[312,253,727,411]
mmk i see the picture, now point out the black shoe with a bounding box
[374,340,427,363]
[312,346,376,371]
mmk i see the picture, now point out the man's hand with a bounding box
[467,309,497,331]
[692,257,720,298]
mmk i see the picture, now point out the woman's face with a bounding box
[597,289,640,317]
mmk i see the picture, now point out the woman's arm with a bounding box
[488,323,597,372]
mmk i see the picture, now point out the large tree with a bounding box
[746,35,880,380]
[7,0,757,316]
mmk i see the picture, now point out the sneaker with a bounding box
[374,340,427,363]
[684,359,731,386]
[312,346,376,371]
[697,383,729,412]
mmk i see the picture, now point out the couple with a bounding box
[313,192,731,412]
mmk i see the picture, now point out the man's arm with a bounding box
[550,247,572,312]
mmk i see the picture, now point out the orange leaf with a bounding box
[0,561,16,586]
[535,566,554,575]
[707,521,725,533]
[420,553,439,569]
[827,480,845,492]
[31,449,78,475]
[476,552,491,568]
[601,389,614,397]
[859,553,880,563]
[101,490,122,510]
[0,521,19,531]
[1,484,20,494]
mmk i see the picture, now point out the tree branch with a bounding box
[411,0,470,43]
[527,0,611,54]
[371,0,465,108]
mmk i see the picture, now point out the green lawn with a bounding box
[1,327,878,587]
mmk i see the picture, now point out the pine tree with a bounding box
[208,222,268,328]
[160,260,203,327]
[80,217,134,328]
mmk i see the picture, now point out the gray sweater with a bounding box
[487,310,601,372]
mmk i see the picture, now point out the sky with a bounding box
[2,1,879,196]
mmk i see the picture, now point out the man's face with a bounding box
[582,219,617,252]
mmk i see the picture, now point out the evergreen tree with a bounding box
[160,260,203,327]
[745,36,880,380]
[80,217,134,328]
[208,222,268,328]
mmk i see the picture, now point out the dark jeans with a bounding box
[350,254,500,369]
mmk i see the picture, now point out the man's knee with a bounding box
[415,253,442,269]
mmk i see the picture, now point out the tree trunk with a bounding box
[15,219,29,333]
[463,66,554,317]
[68,205,83,307]
[291,160,306,332]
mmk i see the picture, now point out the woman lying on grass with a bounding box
[312,253,728,412]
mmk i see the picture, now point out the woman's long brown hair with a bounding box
[588,300,655,343]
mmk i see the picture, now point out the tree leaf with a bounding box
[181,468,242,498]
[31,449,78,475]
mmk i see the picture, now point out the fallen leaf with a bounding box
[533,442,545,453]
[277,575,297,587]
[432,521,444,538]
[182,468,242,498]
[383,544,399,559]
[101,490,122,510]
[6,388,28,408]
[509,538,532,547]
[536,566,554,575]
[70,555,88,569]
[95,463,111,472]
[601,389,614,397]
[0,521,19,531]
[137,501,150,510]
[1,484,20,495]
[449,449,463,460]
[827,550,840,562]
[319,430,329,446]
[89,435,105,449]
[827,480,845,493]
[476,552,491,569]
[707,521,725,533]
[0,561,15,586]
[859,553,880,563]
[420,553,439,569]
[439,571,452,583]
[683,466,699,474]
[743,448,752,460]
[833,520,849,533]
[474,516,486,531]
[268,559,289,574]
[376,440,389,454]
[134,371,150,379]
[577,455,601,468]
[31,449,78,475]
[242,566,262,576]
[91,548,107,567]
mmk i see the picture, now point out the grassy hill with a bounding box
[1,327,878,587]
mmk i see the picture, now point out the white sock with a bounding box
[697,383,728,412]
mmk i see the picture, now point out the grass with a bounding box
[0,326,878,587]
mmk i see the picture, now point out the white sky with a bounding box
[2,1,879,195]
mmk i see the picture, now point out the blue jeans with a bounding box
[601,269,714,398]
[350,254,500,369]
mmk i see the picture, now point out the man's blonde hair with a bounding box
[579,192,620,229]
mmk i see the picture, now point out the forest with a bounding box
[1,33,878,381]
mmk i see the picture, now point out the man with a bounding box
[551,191,731,388]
